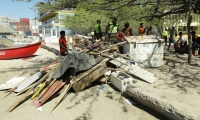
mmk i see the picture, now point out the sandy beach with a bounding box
[0,47,167,120]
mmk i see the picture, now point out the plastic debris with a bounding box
[124,99,137,105]
[37,106,43,111]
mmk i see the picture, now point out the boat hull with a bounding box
[0,42,41,60]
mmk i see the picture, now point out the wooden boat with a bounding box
[0,41,41,60]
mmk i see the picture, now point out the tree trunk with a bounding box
[187,0,193,63]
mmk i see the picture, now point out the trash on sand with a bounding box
[124,99,137,105]
[80,100,84,104]
[37,106,43,111]
[99,85,104,91]
[104,70,111,76]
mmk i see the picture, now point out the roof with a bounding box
[38,10,75,22]
[0,25,17,34]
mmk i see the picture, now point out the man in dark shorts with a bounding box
[167,25,177,51]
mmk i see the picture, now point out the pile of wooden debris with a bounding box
[0,37,157,113]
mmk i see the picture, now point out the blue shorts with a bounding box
[169,39,176,43]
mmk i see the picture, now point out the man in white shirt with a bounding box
[177,32,187,47]
[38,32,43,41]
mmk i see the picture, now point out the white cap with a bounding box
[172,25,175,28]
[165,27,168,30]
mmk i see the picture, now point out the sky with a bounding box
[0,0,43,20]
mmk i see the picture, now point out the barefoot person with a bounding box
[59,31,68,56]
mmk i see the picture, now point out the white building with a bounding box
[38,8,75,38]
[0,15,19,26]
[30,19,42,34]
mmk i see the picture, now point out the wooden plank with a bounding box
[72,61,108,92]
[101,54,156,84]
[50,80,73,112]
[38,78,56,99]
[6,64,59,112]
[109,57,157,84]
[14,72,45,93]
[31,81,46,100]
[50,58,110,112]
[39,80,63,103]
[36,81,66,108]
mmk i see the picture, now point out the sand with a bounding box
[0,47,167,120]
[128,47,200,119]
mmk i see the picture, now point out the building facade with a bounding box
[164,14,200,34]
[38,8,75,38]
[0,15,19,26]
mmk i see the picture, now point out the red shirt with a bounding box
[59,37,67,54]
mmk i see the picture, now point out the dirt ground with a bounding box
[133,46,200,119]
[0,48,168,120]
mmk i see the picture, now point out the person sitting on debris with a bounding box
[176,32,187,47]
[116,22,133,42]
[59,31,68,56]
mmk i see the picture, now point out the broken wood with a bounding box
[72,58,109,92]
[98,76,110,84]
[50,77,75,112]
[39,80,63,103]
[36,81,66,108]
[108,56,157,84]
[38,78,56,99]
[6,64,59,112]
[107,67,127,72]
[31,81,46,100]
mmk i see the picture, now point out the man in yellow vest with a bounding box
[162,27,168,45]
[94,20,103,41]
[105,17,119,44]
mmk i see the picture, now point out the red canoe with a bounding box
[0,42,42,60]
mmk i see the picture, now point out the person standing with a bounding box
[121,22,133,36]
[59,31,68,56]
[146,26,154,35]
[116,22,133,42]
[191,31,200,55]
[162,27,169,45]
[94,20,103,41]
[105,17,119,44]
[138,23,145,36]
[167,25,177,51]
[38,32,43,41]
